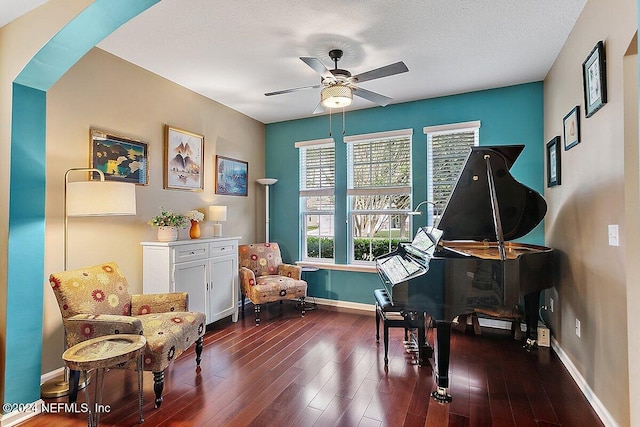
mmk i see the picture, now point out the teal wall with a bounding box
[265,82,544,305]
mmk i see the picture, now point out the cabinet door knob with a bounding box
[190,251,195,255]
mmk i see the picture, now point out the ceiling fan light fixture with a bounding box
[321,84,353,109]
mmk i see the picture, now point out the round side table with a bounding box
[300,266,319,311]
[63,334,146,427]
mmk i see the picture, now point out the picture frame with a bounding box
[563,106,581,150]
[546,136,561,187]
[164,125,204,191]
[90,128,149,185]
[215,155,248,196]
[582,40,607,118]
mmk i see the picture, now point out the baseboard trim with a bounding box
[0,400,43,427]
[551,337,617,427]
[40,366,65,384]
[313,297,375,314]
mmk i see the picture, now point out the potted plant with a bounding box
[185,209,205,239]
[148,208,187,242]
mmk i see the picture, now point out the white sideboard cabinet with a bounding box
[141,237,240,324]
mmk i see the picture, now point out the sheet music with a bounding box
[379,254,422,284]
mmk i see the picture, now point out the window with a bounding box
[424,121,480,223]
[297,138,335,261]
[345,129,413,263]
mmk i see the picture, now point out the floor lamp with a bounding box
[41,167,137,398]
[256,178,277,242]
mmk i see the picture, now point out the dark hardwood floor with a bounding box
[23,304,603,426]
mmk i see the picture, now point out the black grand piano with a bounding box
[376,145,553,403]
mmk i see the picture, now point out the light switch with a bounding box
[608,224,619,246]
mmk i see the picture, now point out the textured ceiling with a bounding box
[4,0,587,124]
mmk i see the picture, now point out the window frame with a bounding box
[345,129,413,265]
[423,121,480,225]
[296,137,336,262]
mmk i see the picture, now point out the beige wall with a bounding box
[543,0,637,425]
[41,47,265,373]
[623,33,639,426]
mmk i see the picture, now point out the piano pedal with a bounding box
[524,338,538,351]
[404,342,419,353]
[431,387,453,403]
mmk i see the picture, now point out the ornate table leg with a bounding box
[137,353,144,424]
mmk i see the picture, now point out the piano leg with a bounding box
[417,312,426,366]
[431,320,453,403]
[523,290,541,350]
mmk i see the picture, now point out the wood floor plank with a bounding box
[22,305,605,427]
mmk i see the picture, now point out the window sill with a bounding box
[296,261,377,274]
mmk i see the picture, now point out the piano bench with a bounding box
[374,289,417,366]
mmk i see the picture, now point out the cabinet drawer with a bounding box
[173,243,209,262]
[209,241,237,256]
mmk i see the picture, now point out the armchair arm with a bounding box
[278,263,302,280]
[239,266,256,294]
[64,314,143,347]
[131,292,189,315]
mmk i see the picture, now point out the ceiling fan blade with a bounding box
[353,87,393,106]
[352,61,408,84]
[312,103,327,114]
[265,84,321,96]
[300,57,334,80]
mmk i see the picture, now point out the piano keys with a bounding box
[376,145,553,403]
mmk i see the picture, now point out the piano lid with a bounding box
[437,145,547,242]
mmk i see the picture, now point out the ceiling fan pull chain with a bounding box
[342,108,346,135]
[328,108,332,137]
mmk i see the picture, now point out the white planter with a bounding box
[157,226,178,242]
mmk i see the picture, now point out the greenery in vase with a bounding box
[148,208,188,228]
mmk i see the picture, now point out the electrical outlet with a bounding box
[575,318,581,337]
[550,297,554,313]
[608,224,619,246]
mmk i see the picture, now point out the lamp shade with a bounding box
[256,178,278,186]
[208,205,228,222]
[66,181,137,216]
[321,85,353,109]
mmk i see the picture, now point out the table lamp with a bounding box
[209,205,227,237]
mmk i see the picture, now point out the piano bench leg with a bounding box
[375,303,381,342]
[383,321,390,366]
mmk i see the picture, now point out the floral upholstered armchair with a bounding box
[49,262,206,408]
[238,243,307,325]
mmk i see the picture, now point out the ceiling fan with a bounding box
[265,49,409,113]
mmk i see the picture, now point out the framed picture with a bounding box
[563,106,581,150]
[215,155,248,196]
[582,40,607,118]
[164,125,204,191]
[90,128,149,185]
[546,136,561,187]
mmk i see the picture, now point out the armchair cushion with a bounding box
[137,312,204,371]
[240,268,306,304]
